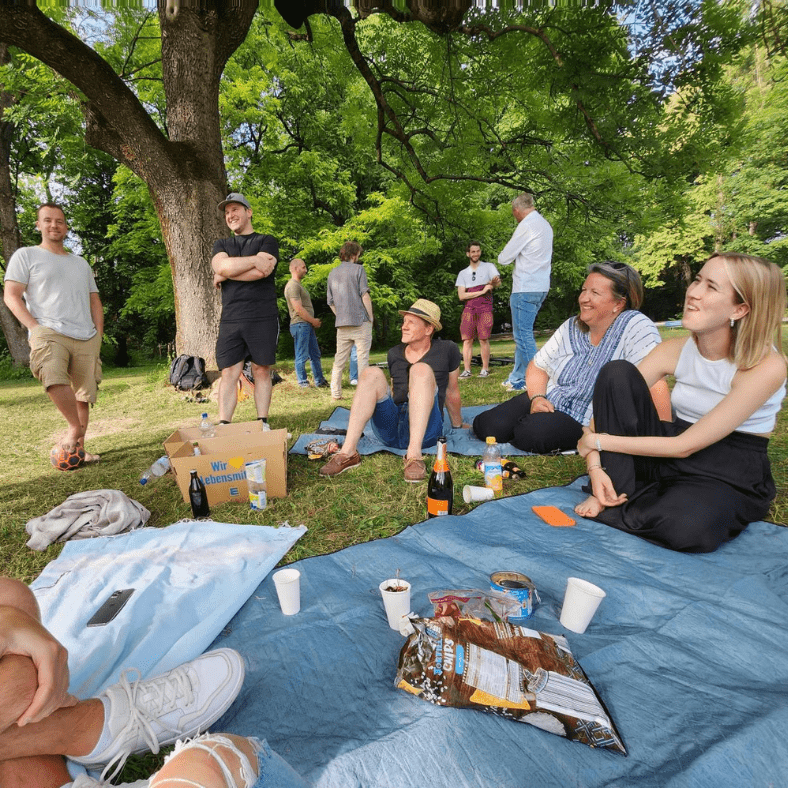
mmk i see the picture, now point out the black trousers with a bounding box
[589,360,776,553]
[472,393,584,454]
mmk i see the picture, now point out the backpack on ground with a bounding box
[169,355,209,390]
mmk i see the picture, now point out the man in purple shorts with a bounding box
[318,299,468,483]
[455,241,500,379]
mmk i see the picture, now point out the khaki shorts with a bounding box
[28,325,102,403]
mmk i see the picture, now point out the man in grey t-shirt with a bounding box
[4,203,103,460]
[326,241,374,400]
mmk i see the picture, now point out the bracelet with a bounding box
[530,393,547,401]
[451,423,463,429]
[586,464,605,472]
[595,436,602,452]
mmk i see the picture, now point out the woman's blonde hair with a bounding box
[711,252,787,369]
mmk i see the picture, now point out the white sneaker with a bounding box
[72,648,245,781]
[502,381,524,392]
[350,379,358,386]
[478,369,490,378]
[458,370,472,379]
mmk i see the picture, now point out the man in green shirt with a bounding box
[284,258,328,388]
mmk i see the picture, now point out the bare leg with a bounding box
[218,362,244,422]
[405,363,438,461]
[152,735,258,788]
[480,338,491,373]
[46,385,83,450]
[0,754,71,788]
[74,401,99,462]
[462,339,473,374]
[250,364,272,420]
[0,697,103,761]
[0,579,100,787]
[333,367,388,457]
[0,578,40,621]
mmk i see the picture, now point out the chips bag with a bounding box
[395,616,625,754]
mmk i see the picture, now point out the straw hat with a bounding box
[399,299,442,332]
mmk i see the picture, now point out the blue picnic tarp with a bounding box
[211,478,788,788]
[289,405,561,457]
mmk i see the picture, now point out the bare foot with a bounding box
[574,495,605,518]
[59,436,79,454]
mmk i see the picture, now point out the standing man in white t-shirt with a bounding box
[497,192,553,392]
[455,241,500,378]
[4,203,103,459]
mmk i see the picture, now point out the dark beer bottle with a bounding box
[189,469,210,518]
[426,436,453,518]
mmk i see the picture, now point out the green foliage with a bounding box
[630,40,788,301]
[4,1,782,362]
[286,193,441,344]
[109,168,173,351]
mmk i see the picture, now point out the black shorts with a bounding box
[216,318,279,369]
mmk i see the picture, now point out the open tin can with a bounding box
[490,571,538,624]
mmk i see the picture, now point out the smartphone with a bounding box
[532,505,576,527]
[86,589,135,627]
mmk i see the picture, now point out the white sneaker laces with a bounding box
[102,666,197,782]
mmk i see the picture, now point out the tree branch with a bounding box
[0,3,170,180]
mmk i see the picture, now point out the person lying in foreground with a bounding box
[473,262,671,453]
[0,577,306,788]
[575,252,787,553]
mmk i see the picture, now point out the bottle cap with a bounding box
[486,436,496,444]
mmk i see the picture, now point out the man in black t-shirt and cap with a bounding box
[211,193,279,426]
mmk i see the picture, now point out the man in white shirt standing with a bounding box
[4,203,103,460]
[497,193,553,392]
[455,241,500,378]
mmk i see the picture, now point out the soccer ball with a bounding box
[50,444,86,471]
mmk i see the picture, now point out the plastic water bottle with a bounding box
[245,459,267,511]
[483,437,503,497]
[199,412,215,439]
[140,455,171,485]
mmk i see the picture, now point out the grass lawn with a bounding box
[2,331,786,585]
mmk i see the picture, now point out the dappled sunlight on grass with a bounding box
[2,330,786,583]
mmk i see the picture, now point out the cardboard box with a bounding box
[164,423,287,506]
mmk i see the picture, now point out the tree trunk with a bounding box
[0,43,30,366]
[0,2,258,368]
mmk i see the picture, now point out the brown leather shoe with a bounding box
[319,450,361,477]
[403,456,426,483]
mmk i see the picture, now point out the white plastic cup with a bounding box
[559,577,606,634]
[379,579,411,631]
[273,568,301,615]
[463,485,495,503]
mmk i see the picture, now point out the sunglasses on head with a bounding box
[592,262,634,300]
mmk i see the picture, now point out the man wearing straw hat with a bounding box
[320,299,467,483]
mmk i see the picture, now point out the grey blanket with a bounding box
[25,489,150,551]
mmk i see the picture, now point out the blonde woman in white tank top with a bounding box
[574,252,787,553]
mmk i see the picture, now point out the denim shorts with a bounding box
[371,391,444,450]
[245,737,311,787]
